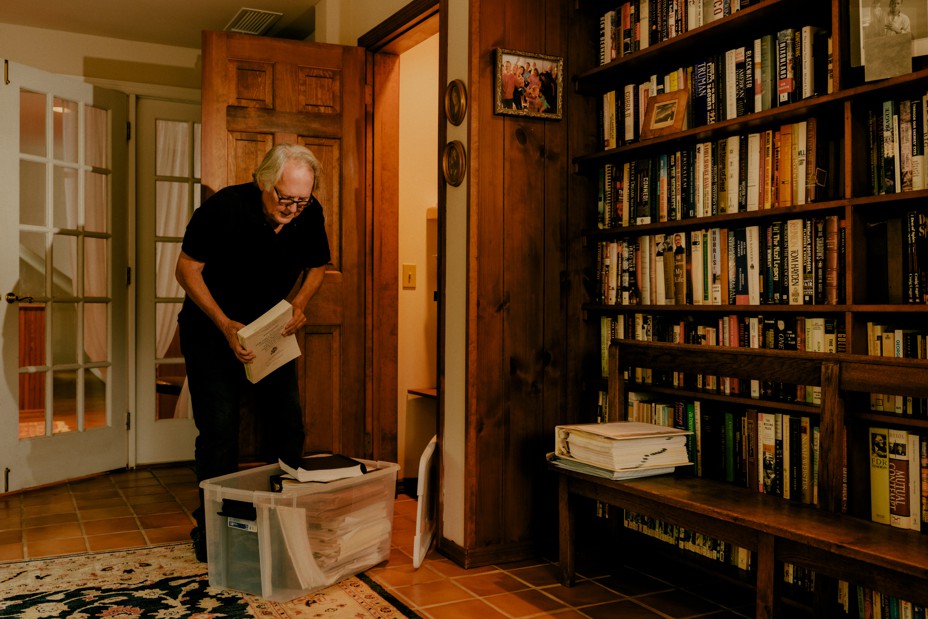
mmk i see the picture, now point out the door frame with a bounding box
[360,0,440,468]
[133,97,201,465]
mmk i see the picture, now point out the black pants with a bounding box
[179,315,306,529]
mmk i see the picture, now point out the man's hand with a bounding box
[283,305,307,336]
[222,320,255,363]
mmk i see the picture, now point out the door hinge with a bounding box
[3,60,10,85]
[125,411,131,431]
[126,267,132,286]
[126,121,131,141]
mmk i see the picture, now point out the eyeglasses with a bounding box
[273,186,311,210]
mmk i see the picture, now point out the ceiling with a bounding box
[0,0,322,49]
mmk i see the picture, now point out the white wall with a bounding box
[315,0,413,45]
[397,34,439,479]
[442,0,469,547]
[0,23,201,96]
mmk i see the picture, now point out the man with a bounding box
[175,144,331,562]
[883,0,911,35]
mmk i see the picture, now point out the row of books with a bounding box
[848,587,928,619]
[598,119,837,228]
[867,322,928,417]
[865,210,928,305]
[623,509,752,571]
[866,96,928,197]
[628,395,928,536]
[633,394,821,503]
[599,0,758,65]
[868,427,926,533]
[594,216,846,308]
[601,26,830,147]
[602,313,845,403]
[622,511,926,616]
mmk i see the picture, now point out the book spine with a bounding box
[776,29,795,106]
[871,427,891,524]
[825,215,840,304]
[787,219,804,305]
[889,428,912,529]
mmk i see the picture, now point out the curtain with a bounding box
[155,120,192,418]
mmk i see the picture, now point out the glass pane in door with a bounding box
[20,160,46,227]
[85,171,108,233]
[52,97,78,162]
[19,87,114,440]
[19,90,46,157]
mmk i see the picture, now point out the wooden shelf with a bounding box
[567,0,928,612]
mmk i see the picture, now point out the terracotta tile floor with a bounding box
[0,465,754,618]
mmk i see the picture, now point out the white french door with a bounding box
[134,98,201,464]
[0,60,128,492]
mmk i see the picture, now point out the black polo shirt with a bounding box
[179,182,331,329]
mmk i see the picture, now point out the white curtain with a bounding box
[155,120,192,418]
[82,105,108,372]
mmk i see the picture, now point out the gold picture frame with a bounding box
[639,90,689,140]
[442,140,466,187]
[494,48,563,120]
[445,79,467,126]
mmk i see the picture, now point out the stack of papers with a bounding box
[552,422,691,479]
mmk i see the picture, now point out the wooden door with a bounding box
[201,31,368,460]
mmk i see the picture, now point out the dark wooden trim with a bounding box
[357,0,440,53]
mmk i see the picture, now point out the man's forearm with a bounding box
[291,265,327,312]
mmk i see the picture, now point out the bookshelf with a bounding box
[568,0,928,614]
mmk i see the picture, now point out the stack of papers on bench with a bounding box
[551,422,691,480]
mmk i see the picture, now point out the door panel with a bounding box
[135,98,201,464]
[0,60,128,491]
[201,31,368,460]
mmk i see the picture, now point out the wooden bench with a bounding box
[554,340,928,617]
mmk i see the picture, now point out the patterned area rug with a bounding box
[0,543,418,618]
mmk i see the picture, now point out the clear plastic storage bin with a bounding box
[200,459,398,601]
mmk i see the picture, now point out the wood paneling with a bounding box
[449,0,574,566]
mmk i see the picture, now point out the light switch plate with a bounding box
[402,263,416,289]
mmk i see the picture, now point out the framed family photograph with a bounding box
[494,48,563,120]
[640,90,689,140]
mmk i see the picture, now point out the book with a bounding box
[555,421,692,472]
[276,453,368,485]
[888,429,912,529]
[546,452,678,480]
[909,432,922,532]
[786,218,804,305]
[237,299,302,384]
[870,427,891,524]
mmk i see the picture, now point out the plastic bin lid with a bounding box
[413,435,438,569]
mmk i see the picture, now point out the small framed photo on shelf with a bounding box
[494,48,563,120]
[640,90,689,140]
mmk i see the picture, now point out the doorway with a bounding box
[396,34,439,486]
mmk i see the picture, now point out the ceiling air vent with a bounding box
[225,8,283,36]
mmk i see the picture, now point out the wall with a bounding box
[0,23,200,94]
[315,0,413,45]
[397,33,439,479]
[438,0,590,566]
[441,0,470,551]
